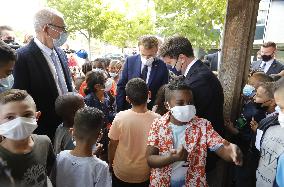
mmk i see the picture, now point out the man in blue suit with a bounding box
[13,8,73,140]
[116,35,169,112]
[251,41,284,75]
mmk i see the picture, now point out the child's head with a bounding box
[92,58,106,70]
[248,72,273,89]
[81,61,92,76]
[55,93,85,127]
[0,41,16,79]
[165,79,195,123]
[254,82,276,111]
[85,70,106,95]
[165,79,194,108]
[73,107,104,144]
[274,78,284,113]
[0,89,38,140]
[125,78,148,106]
[154,84,168,115]
[274,78,284,127]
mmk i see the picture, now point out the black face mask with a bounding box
[261,54,273,62]
[255,102,269,111]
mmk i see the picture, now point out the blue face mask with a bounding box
[0,74,14,89]
[242,84,255,97]
[53,31,68,47]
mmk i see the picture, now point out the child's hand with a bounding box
[224,140,243,166]
[250,117,258,133]
[170,145,188,162]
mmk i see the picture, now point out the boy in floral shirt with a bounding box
[146,79,243,187]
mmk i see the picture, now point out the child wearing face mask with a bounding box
[53,93,85,154]
[226,72,274,187]
[0,41,16,93]
[0,89,55,186]
[108,78,160,187]
[56,107,112,187]
[108,60,123,96]
[84,70,116,161]
[146,79,242,187]
[256,78,284,187]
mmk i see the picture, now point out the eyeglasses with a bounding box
[47,24,67,32]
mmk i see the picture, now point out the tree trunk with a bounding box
[218,0,260,186]
[219,0,260,121]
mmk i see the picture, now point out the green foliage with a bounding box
[103,10,155,48]
[48,0,155,48]
[48,0,109,40]
[154,0,227,49]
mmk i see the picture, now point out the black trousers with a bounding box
[112,173,150,187]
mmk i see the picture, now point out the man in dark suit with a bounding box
[116,35,169,112]
[159,36,226,186]
[251,41,284,75]
[13,8,73,140]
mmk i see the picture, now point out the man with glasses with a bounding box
[13,8,73,140]
[116,35,169,112]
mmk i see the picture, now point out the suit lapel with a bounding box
[186,60,202,79]
[266,60,277,75]
[148,59,158,86]
[134,55,143,77]
[29,40,59,96]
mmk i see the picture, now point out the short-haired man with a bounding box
[116,35,169,112]
[251,41,284,75]
[13,8,73,139]
[159,36,225,186]
[0,25,20,50]
[0,40,16,92]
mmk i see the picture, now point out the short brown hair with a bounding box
[138,35,159,49]
[258,82,275,99]
[262,41,276,49]
[0,89,36,109]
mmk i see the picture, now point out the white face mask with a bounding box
[141,56,155,66]
[104,78,113,92]
[48,26,68,47]
[109,72,118,78]
[170,105,196,122]
[278,110,284,128]
[0,117,37,140]
[0,74,14,89]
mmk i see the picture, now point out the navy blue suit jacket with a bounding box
[116,54,169,112]
[13,39,73,139]
[251,60,284,75]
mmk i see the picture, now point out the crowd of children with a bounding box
[1,37,284,187]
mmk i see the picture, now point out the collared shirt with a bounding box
[140,57,153,84]
[184,58,198,77]
[147,112,224,187]
[34,37,67,95]
[259,58,274,73]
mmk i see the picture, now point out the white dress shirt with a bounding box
[184,58,198,77]
[34,38,68,95]
[259,58,274,73]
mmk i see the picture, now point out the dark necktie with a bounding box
[259,62,266,72]
[141,64,148,82]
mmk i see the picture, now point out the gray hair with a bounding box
[33,7,64,33]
